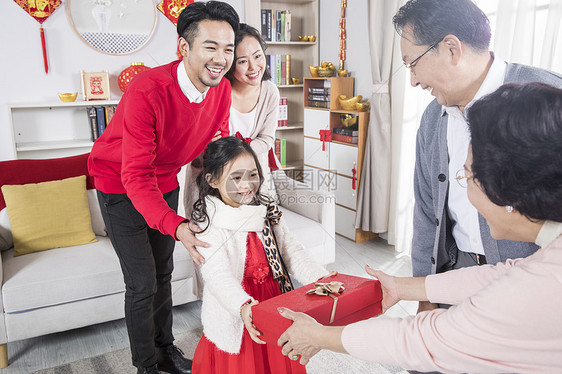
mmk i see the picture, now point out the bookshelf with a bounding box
[302,77,378,242]
[245,0,319,172]
[8,100,119,159]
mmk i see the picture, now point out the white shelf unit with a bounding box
[245,0,319,172]
[8,100,119,159]
[302,77,378,243]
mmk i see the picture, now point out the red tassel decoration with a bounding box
[40,25,48,74]
[319,130,331,151]
[352,162,357,190]
[13,0,61,74]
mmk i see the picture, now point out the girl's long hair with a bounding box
[190,136,272,233]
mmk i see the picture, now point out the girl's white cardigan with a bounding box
[196,196,328,354]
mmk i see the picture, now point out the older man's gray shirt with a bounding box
[412,63,562,277]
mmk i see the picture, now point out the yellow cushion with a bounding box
[1,175,97,256]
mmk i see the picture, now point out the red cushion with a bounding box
[0,153,94,210]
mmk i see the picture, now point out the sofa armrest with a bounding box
[0,251,4,316]
[273,172,336,264]
[272,172,335,230]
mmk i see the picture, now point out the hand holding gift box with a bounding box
[252,273,383,345]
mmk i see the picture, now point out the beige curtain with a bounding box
[495,0,562,72]
[354,0,409,249]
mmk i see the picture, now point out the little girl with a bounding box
[191,136,329,373]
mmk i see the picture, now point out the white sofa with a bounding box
[0,156,335,368]
[271,170,336,265]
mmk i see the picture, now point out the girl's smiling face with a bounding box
[207,153,261,207]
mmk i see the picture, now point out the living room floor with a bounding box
[0,236,416,374]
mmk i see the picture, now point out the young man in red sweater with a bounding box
[88,2,239,373]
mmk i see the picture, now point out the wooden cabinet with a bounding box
[245,0,319,170]
[302,77,377,242]
[8,100,119,159]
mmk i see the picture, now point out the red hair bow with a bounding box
[234,131,253,145]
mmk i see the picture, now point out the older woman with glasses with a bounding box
[276,82,562,373]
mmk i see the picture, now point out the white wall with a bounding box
[0,0,372,161]
[0,0,244,161]
[319,0,373,103]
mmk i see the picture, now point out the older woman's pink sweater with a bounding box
[341,222,562,373]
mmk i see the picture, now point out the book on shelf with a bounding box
[278,97,288,127]
[275,138,287,167]
[309,87,331,95]
[95,106,107,137]
[308,94,330,102]
[87,107,99,141]
[266,54,292,85]
[275,10,282,42]
[284,11,291,42]
[280,11,286,42]
[332,133,358,144]
[333,127,359,136]
[308,100,330,109]
[270,10,276,41]
[105,105,116,125]
[261,9,272,41]
[279,55,287,85]
[276,54,282,85]
[261,9,292,42]
[285,55,291,85]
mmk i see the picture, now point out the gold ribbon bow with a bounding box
[306,281,345,323]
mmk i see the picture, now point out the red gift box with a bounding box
[252,273,383,345]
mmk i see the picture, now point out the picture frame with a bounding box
[81,70,111,100]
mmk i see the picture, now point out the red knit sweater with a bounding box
[88,60,231,238]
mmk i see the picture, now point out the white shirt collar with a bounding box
[441,52,507,116]
[535,221,562,248]
[177,61,209,103]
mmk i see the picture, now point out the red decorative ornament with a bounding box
[13,0,62,74]
[339,0,347,71]
[118,63,151,93]
[319,129,332,151]
[157,0,195,59]
[157,0,194,25]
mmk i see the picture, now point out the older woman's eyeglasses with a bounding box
[404,40,441,70]
[455,168,473,188]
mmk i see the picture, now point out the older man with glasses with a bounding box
[393,0,562,314]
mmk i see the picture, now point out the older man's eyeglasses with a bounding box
[404,40,441,70]
[455,168,473,188]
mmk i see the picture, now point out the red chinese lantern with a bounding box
[118,63,151,92]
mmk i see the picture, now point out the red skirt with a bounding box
[192,233,306,374]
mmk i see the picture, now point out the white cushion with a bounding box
[2,236,195,314]
[0,208,12,250]
[2,237,122,313]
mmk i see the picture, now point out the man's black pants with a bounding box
[97,187,179,368]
